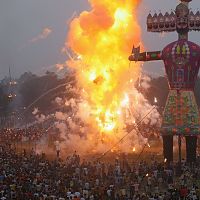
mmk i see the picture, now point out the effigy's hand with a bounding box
[129,45,140,61]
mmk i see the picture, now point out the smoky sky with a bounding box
[0,0,199,79]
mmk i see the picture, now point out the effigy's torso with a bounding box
[162,40,200,90]
[161,40,200,135]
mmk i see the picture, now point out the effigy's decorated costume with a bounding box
[162,40,200,135]
[162,90,200,135]
[129,0,200,162]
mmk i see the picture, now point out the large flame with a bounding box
[67,0,142,138]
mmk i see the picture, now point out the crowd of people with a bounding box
[0,125,45,143]
[0,143,200,200]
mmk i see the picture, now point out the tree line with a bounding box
[0,72,200,124]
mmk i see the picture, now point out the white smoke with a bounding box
[55,97,63,106]
[55,111,67,121]
[31,75,161,157]
[140,75,151,90]
[48,81,161,156]
[35,114,46,122]
[30,27,52,43]
[32,107,39,115]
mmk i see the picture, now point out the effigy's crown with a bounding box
[176,3,189,17]
[180,0,192,3]
[180,0,192,7]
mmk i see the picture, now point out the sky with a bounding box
[0,0,199,79]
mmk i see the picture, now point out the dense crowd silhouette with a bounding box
[0,142,200,199]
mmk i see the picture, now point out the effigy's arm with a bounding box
[128,46,162,62]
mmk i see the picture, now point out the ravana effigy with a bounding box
[129,0,200,163]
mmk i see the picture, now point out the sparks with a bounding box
[121,93,129,107]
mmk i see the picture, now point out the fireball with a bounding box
[66,0,142,137]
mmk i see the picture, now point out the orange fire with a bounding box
[67,0,142,136]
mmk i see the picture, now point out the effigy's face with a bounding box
[176,3,189,33]
[176,16,188,30]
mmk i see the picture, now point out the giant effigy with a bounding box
[129,0,200,163]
